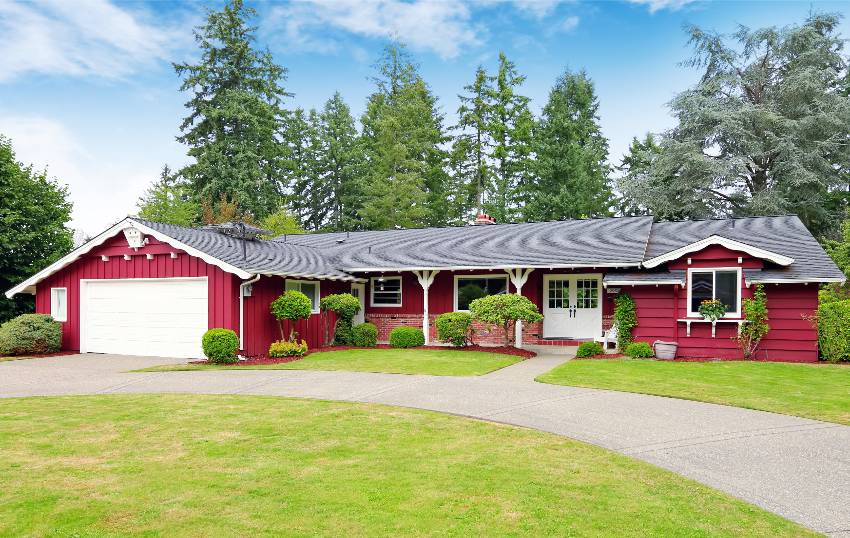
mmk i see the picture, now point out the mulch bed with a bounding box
[189,344,536,366]
[0,351,79,361]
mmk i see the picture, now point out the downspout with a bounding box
[239,274,261,353]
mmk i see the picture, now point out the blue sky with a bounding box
[1,0,848,236]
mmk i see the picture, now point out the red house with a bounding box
[6,214,844,362]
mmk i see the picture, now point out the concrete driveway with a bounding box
[1,353,848,536]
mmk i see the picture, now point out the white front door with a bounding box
[351,283,366,325]
[542,274,602,339]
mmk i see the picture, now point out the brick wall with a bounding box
[365,313,556,346]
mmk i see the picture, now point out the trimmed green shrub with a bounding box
[469,294,543,347]
[435,312,473,346]
[613,294,637,350]
[270,290,313,341]
[736,284,770,360]
[625,341,654,359]
[351,322,378,347]
[817,300,850,362]
[576,341,604,358]
[389,326,425,348]
[202,328,239,364]
[0,314,61,355]
[320,293,362,345]
[269,340,308,358]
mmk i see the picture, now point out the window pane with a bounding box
[51,288,66,321]
[547,279,568,309]
[715,271,738,312]
[457,277,507,310]
[690,272,713,312]
[301,283,317,308]
[576,279,598,309]
[372,278,401,305]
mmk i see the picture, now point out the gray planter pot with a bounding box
[653,340,678,360]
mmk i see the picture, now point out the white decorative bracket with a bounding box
[413,270,440,345]
[505,268,534,348]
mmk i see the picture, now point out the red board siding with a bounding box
[35,235,239,353]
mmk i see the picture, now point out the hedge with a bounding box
[818,300,850,362]
[389,326,425,348]
[202,328,239,364]
[351,322,378,347]
[435,312,473,346]
[624,341,654,359]
[0,314,62,355]
[576,341,603,358]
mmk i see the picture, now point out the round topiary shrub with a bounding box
[202,328,239,364]
[320,293,362,345]
[0,314,61,355]
[435,312,473,346]
[389,326,425,348]
[351,322,378,347]
[625,341,654,359]
[270,290,313,341]
[576,341,604,358]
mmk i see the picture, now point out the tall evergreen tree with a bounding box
[452,66,493,220]
[620,14,850,236]
[137,165,199,226]
[359,44,452,229]
[284,108,318,228]
[487,52,535,222]
[525,70,613,221]
[317,92,365,231]
[174,0,290,221]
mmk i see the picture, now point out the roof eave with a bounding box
[343,262,643,273]
[642,234,795,269]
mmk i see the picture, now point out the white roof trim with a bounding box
[642,235,794,269]
[5,218,254,298]
[746,277,846,285]
[603,279,683,286]
[343,262,640,273]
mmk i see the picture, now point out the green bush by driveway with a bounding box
[0,395,813,537]
[0,314,61,355]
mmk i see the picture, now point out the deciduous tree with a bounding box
[137,165,199,226]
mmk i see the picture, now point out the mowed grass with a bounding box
[0,395,813,537]
[538,358,850,425]
[139,348,523,376]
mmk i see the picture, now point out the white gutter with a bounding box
[343,262,640,273]
[239,274,262,351]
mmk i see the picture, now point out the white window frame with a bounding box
[686,267,742,318]
[454,274,509,312]
[50,287,67,322]
[285,279,321,314]
[370,276,402,307]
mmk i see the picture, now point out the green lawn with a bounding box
[0,395,812,537]
[138,348,523,376]
[538,358,850,425]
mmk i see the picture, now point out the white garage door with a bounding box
[81,278,208,358]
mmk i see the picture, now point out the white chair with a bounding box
[595,324,618,351]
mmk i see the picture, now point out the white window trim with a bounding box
[686,267,742,318]
[50,287,67,322]
[285,279,321,314]
[370,276,403,307]
[454,274,510,312]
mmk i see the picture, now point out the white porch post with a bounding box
[413,270,440,345]
[506,268,534,348]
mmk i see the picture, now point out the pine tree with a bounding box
[452,66,493,220]
[137,165,199,226]
[316,92,364,231]
[525,70,613,221]
[174,0,290,221]
[359,44,452,229]
[284,108,320,228]
[487,53,535,222]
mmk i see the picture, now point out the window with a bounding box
[50,288,67,322]
[455,275,508,311]
[575,279,599,309]
[285,280,320,313]
[548,279,569,309]
[688,269,740,317]
[371,276,402,307]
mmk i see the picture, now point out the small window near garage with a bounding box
[688,269,740,317]
[455,275,508,311]
[50,288,67,322]
[285,280,320,313]
[371,276,402,307]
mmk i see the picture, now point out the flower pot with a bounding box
[653,340,678,360]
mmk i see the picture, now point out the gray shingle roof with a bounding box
[277,216,654,270]
[645,215,845,283]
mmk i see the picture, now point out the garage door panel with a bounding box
[83,279,209,358]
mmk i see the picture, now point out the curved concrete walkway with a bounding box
[1,353,848,536]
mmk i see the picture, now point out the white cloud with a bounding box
[1,115,162,236]
[268,0,481,59]
[512,0,567,19]
[561,15,580,32]
[0,0,180,82]
[626,0,696,13]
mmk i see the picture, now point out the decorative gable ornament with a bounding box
[123,227,147,250]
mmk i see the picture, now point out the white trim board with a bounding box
[642,235,794,269]
[5,217,253,298]
[370,275,403,307]
[686,267,742,318]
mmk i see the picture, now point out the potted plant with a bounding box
[698,299,727,321]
